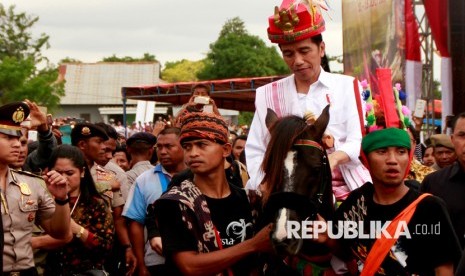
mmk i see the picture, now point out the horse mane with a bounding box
[261,115,308,204]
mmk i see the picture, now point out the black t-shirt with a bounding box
[156,183,256,275]
[335,183,461,275]
[421,162,465,247]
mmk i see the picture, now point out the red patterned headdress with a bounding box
[267,0,327,44]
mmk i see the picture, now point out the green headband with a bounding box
[362,128,411,154]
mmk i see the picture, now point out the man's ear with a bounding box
[320,41,326,57]
[76,140,86,151]
[222,143,232,157]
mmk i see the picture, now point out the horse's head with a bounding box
[261,105,333,256]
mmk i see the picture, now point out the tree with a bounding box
[0,4,64,109]
[197,17,289,80]
[219,17,248,38]
[162,59,205,82]
[59,57,82,64]
[101,53,157,62]
[432,80,441,100]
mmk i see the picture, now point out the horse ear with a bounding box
[265,108,279,131]
[313,105,330,140]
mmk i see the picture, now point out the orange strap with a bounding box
[360,193,432,276]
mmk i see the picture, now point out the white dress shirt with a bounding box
[245,69,371,190]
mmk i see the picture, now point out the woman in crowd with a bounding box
[32,145,114,275]
[422,144,436,167]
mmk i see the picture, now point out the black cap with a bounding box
[71,123,109,146]
[126,132,157,147]
[0,102,30,137]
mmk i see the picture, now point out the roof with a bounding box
[59,62,161,105]
[122,75,288,112]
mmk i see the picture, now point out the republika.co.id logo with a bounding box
[286,220,441,239]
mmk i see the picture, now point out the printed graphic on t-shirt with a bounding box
[219,219,253,246]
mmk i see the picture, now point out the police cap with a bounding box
[0,102,30,137]
[430,134,454,150]
[71,123,109,146]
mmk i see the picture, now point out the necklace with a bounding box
[70,192,81,215]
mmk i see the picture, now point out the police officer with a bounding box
[1,102,72,275]
[70,123,123,204]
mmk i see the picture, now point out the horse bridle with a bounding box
[293,139,330,208]
[263,138,331,224]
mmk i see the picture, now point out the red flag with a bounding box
[423,0,450,57]
[423,0,452,130]
[405,0,423,115]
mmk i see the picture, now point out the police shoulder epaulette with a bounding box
[11,169,43,179]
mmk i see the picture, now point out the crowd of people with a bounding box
[2,0,465,275]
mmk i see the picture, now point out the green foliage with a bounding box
[59,57,82,64]
[238,111,254,127]
[0,4,64,110]
[219,17,248,38]
[101,53,157,62]
[197,17,289,80]
[432,80,441,100]
[162,59,205,82]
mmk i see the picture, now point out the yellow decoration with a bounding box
[19,182,32,196]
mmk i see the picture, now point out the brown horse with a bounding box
[260,105,334,265]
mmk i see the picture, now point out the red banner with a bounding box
[423,0,450,57]
[405,0,421,61]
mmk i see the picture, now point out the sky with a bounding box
[2,0,344,70]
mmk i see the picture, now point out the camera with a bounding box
[193,96,210,105]
[46,114,54,126]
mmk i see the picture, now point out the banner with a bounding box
[342,0,405,95]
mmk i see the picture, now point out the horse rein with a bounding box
[293,139,330,209]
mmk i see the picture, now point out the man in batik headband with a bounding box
[149,112,273,275]
[312,127,461,275]
[246,0,371,200]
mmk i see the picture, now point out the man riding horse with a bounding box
[246,0,371,201]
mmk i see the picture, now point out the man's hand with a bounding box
[149,236,163,255]
[209,98,221,116]
[125,248,137,276]
[24,99,49,133]
[51,127,63,144]
[328,151,350,172]
[152,121,166,137]
[43,170,69,200]
[109,177,121,190]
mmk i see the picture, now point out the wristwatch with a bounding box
[55,197,70,206]
[76,226,85,238]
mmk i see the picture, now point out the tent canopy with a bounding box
[121,75,287,112]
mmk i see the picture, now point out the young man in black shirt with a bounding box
[316,128,461,275]
[151,112,272,275]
